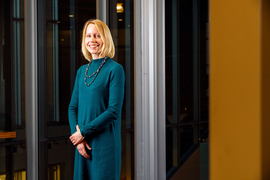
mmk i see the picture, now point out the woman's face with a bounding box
[85,23,104,59]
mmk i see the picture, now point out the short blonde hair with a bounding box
[81,19,115,61]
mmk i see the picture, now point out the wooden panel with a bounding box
[210,0,261,179]
[0,131,16,139]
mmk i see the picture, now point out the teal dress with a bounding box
[68,57,125,180]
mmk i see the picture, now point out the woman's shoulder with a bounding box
[77,64,88,73]
[79,63,89,69]
[72,64,88,79]
[106,58,124,71]
[106,59,125,82]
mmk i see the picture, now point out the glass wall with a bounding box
[38,0,97,179]
[0,0,26,179]
[165,0,209,179]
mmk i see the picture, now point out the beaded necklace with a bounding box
[84,57,108,86]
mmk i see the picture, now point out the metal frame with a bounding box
[25,0,38,179]
[97,0,109,24]
[135,0,166,179]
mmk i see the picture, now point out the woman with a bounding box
[68,19,125,180]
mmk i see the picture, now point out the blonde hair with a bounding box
[81,19,115,61]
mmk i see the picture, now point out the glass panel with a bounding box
[0,0,25,133]
[38,0,96,179]
[13,144,27,180]
[109,1,134,179]
[47,139,74,179]
[179,125,199,161]
[165,0,209,179]
[166,127,179,173]
[0,0,26,179]
[0,144,26,180]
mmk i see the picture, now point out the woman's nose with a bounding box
[89,36,96,41]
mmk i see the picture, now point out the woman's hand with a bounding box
[70,125,84,145]
[77,140,92,159]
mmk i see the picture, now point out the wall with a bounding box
[210,0,270,179]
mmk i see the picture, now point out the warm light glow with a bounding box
[118,19,123,22]
[69,15,74,17]
[116,3,124,13]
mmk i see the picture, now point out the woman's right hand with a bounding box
[77,140,92,159]
[70,125,84,146]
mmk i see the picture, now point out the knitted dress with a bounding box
[68,57,125,180]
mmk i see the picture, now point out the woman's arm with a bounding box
[68,68,81,135]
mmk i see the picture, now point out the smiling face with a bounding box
[85,23,104,59]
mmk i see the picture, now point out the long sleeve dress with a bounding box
[68,57,125,180]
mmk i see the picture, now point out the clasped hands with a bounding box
[70,125,92,159]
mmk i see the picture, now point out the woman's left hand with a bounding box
[70,125,84,145]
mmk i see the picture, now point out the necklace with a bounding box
[84,57,108,86]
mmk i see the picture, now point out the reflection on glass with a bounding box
[165,0,209,179]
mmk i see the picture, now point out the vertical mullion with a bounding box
[25,0,38,179]
[52,0,59,122]
[193,0,199,122]
[134,0,143,178]
[148,0,157,178]
[172,0,178,124]
[97,0,109,25]
[172,0,179,169]
[125,0,131,129]
[137,0,166,179]
[70,0,76,93]
[192,0,200,148]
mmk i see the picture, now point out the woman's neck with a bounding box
[92,54,105,60]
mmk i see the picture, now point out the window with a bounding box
[0,0,27,179]
[165,0,209,179]
[38,0,96,179]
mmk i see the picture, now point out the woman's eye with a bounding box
[96,34,100,38]
[86,35,90,37]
